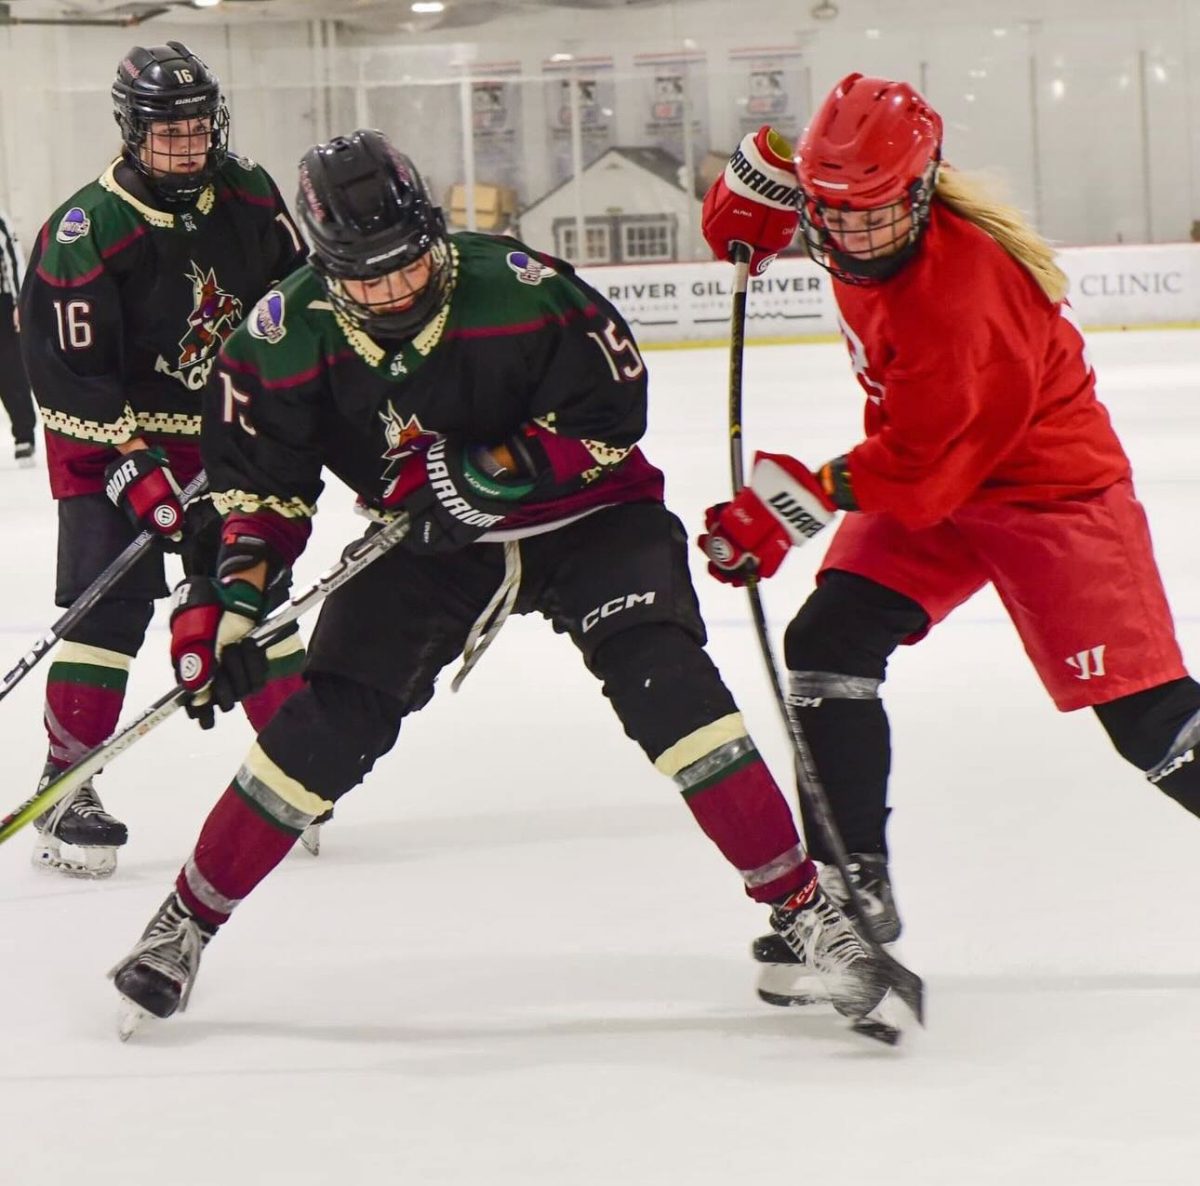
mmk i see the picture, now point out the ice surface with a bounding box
[2,331,1199,1185]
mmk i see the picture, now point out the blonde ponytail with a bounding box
[934,166,1068,304]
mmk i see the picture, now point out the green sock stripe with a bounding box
[48,661,129,692]
[679,748,760,800]
[266,649,306,679]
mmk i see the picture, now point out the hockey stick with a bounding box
[724,245,925,1026]
[0,512,411,845]
[0,470,211,705]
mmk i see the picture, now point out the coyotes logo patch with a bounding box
[379,401,438,495]
[154,262,244,391]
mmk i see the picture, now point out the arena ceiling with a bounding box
[4,0,683,33]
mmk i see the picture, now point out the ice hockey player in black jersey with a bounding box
[108,129,908,1042]
[18,42,308,877]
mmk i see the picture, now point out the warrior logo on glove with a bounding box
[701,126,801,275]
[699,452,837,586]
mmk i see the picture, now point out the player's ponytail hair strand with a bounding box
[934,166,1068,305]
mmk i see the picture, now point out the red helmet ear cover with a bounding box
[794,72,943,208]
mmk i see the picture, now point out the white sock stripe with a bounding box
[54,641,134,671]
[238,742,333,828]
[654,712,748,778]
[742,843,808,889]
[183,855,241,916]
[263,632,304,661]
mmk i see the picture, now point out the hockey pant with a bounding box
[173,502,816,928]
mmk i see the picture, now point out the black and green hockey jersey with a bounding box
[210,233,664,565]
[19,153,305,498]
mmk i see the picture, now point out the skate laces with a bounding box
[39,777,100,832]
[71,781,114,820]
[109,898,209,1013]
[780,889,869,973]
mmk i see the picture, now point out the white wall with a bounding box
[0,0,1195,261]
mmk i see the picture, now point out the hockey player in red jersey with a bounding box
[18,42,307,877]
[107,130,910,1042]
[699,72,1200,1005]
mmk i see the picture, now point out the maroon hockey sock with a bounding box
[682,753,816,903]
[174,783,300,928]
[242,671,305,733]
[43,647,131,768]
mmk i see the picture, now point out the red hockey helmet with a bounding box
[794,73,943,283]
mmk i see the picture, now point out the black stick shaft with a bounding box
[0,470,211,704]
[725,245,924,1024]
[0,513,410,845]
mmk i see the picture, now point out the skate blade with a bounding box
[754,940,902,1009]
[848,988,908,1047]
[31,839,117,879]
[755,961,830,1008]
[116,997,152,1042]
[299,822,321,857]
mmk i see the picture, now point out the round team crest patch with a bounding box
[56,207,91,245]
[248,289,287,344]
[506,250,556,286]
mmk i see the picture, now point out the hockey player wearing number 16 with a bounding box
[109,128,907,1041]
[18,41,307,878]
[699,72,1200,1006]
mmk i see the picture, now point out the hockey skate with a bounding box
[32,765,128,878]
[109,892,214,1040]
[763,854,901,1001]
[770,881,905,1044]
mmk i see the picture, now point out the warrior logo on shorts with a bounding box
[507,251,556,286]
[379,400,438,479]
[55,207,91,245]
[154,262,244,391]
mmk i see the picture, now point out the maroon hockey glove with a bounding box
[381,436,531,553]
[169,577,267,729]
[104,447,184,542]
[699,452,836,585]
[701,126,801,275]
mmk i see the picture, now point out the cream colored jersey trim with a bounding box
[97,158,215,228]
[211,489,317,519]
[40,403,138,446]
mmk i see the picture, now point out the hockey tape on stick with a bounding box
[0,470,211,706]
[0,513,411,845]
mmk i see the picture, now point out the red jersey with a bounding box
[833,201,1131,530]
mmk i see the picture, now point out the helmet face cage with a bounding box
[112,42,229,200]
[298,131,453,340]
[798,159,939,285]
[317,239,453,341]
[794,72,943,285]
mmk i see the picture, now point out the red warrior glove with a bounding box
[701,126,801,275]
[699,452,837,586]
[103,446,184,542]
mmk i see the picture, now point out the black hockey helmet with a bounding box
[296,129,452,340]
[112,41,229,200]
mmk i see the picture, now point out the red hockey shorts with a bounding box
[819,479,1186,711]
